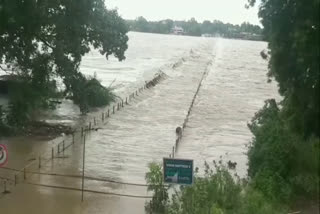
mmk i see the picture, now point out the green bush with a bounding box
[145,161,286,214]
[238,188,287,214]
[67,74,115,113]
[248,100,320,203]
[145,162,169,214]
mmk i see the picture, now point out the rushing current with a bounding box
[0,32,279,214]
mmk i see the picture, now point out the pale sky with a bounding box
[106,0,261,25]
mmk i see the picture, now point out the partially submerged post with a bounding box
[172,146,175,158]
[38,155,41,169]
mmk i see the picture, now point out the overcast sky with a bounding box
[106,0,261,25]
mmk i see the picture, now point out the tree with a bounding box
[248,0,319,137]
[201,20,212,34]
[185,18,202,36]
[247,0,319,204]
[133,16,150,32]
[0,0,129,123]
[145,162,169,214]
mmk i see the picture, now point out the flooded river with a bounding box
[0,32,279,214]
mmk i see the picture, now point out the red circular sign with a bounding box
[0,144,8,167]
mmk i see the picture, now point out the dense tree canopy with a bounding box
[247,0,319,204]
[0,0,128,127]
[248,0,319,137]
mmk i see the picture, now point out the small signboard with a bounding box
[163,158,193,185]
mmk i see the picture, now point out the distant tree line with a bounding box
[127,17,263,40]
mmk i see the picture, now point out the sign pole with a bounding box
[81,134,86,202]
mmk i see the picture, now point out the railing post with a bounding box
[52,147,54,159]
[172,147,175,158]
[38,155,41,169]
[3,181,6,193]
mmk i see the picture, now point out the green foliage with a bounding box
[167,161,242,214]
[145,162,169,214]
[248,100,319,203]
[184,18,202,37]
[3,76,58,126]
[145,161,285,214]
[246,0,320,206]
[66,74,115,113]
[0,105,11,135]
[238,188,286,214]
[249,0,319,136]
[127,17,262,40]
[0,0,128,128]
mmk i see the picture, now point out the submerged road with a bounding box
[0,36,279,214]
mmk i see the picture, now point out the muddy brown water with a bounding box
[0,32,279,214]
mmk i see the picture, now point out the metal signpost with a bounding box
[163,158,193,185]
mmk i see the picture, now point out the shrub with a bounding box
[145,161,285,214]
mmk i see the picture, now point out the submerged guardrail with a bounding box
[0,71,168,195]
[169,60,212,158]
